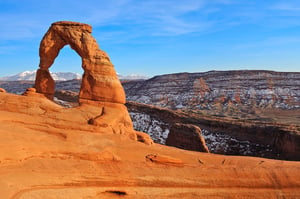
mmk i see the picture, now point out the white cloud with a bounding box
[82,0,208,36]
[271,2,300,11]
[0,0,239,41]
[2,0,300,45]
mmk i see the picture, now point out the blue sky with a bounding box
[0,0,300,77]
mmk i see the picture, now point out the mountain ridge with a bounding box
[0,71,81,81]
[0,71,149,81]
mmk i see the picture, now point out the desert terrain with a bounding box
[0,92,300,198]
[0,21,299,198]
[2,71,300,160]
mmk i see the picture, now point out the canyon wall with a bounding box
[127,102,300,160]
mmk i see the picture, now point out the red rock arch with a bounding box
[35,21,125,104]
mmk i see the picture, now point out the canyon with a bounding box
[125,70,300,160]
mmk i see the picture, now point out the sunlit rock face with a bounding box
[35,21,125,104]
[32,21,152,144]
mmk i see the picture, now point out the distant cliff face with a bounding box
[123,70,300,111]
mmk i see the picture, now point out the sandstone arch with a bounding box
[35,21,125,104]
[33,21,153,145]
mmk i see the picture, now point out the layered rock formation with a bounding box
[35,21,125,104]
[124,70,300,111]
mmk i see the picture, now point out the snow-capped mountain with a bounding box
[0,71,82,81]
[0,71,148,81]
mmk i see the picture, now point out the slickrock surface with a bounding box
[1,19,300,198]
[35,21,125,104]
[0,92,300,198]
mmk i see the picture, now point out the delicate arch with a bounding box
[35,21,125,104]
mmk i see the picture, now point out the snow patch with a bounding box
[129,112,170,144]
[0,71,81,81]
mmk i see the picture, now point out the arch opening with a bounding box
[51,45,83,107]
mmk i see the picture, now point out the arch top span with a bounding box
[52,21,92,32]
[35,21,126,104]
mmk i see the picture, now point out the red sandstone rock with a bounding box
[35,69,55,99]
[145,154,184,166]
[35,21,125,104]
[193,77,210,96]
[136,131,154,145]
[0,88,6,93]
[87,101,138,141]
[22,87,47,98]
[31,21,146,142]
[166,123,209,152]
